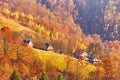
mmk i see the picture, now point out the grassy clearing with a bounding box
[33,49,96,74]
[34,49,67,71]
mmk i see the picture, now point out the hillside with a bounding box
[0,8,89,55]
[0,14,96,79]
[0,11,97,80]
[0,25,96,80]
[0,0,120,80]
[33,49,96,79]
[0,0,120,40]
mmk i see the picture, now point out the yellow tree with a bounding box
[2,8,10,17]
[11,12,19,20]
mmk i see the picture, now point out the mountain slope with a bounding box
[0,13,96,80]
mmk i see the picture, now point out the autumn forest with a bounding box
[0,0,120,80]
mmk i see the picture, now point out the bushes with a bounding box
[10,69,22,80]
[39,72,50,80]
[55,73,66,80]
[39,72,66,80]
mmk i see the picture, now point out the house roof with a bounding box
[23,40,31,43]
[81,51,89,56]
[47,46,54,50]
[92,58,101,62]
[45,43,51,47]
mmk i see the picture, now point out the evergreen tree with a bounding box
[55,73,66,80]
[10,69,22,80]
[39,72,49,80]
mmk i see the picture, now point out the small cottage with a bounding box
[73,50,101,64]
[23,40,33,47]
[87,55,101,64]
[45,43,54,51]
[80,51,90,60]
[73,50,89,60]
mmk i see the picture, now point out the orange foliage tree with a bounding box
[0,27,43,79]
[103,57,119,80]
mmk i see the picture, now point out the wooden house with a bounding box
[45,43,54,51]
[73,50,89,60]
[23,40,33,48]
